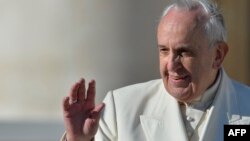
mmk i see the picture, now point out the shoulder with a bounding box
[230,80,250,114]
[114,79,162,93]
[113,79,163,96]
[231,79,250,95]
[221,68,250,96]
[102,79,164,109]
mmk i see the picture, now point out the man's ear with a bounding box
[213,41,229,69]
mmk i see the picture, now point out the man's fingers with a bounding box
[63,96,70,111]
[94,103,105,113]
[86,80,96,104]
[90,103,105,119]
[69,82,80,104]
[78,78,86,103]
[68,78,96,105]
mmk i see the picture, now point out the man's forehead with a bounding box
[158,10,198,37]
[158,8,208,39]
[159,6,208,29]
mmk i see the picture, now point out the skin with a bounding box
[158,7,228,103]
[63,79,105,141]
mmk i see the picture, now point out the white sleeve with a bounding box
[95,91,118,141]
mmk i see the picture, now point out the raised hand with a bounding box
[63,79,105,141]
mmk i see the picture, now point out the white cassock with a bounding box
[61,68,250,141]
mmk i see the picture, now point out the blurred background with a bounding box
[0,0,249,140]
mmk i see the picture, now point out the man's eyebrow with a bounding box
[175,44,193,50]
[157,45,168,48]
[157,44,192,49]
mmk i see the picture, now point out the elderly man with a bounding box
[61,0,250,141]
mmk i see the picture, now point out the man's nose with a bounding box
[167,54,181,71]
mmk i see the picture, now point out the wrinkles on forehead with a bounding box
[174,6,208,30]
[158,6,209,44]
[157,8,211,51]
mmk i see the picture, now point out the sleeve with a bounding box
[95,91,118,141]
[60,132,66,141]
[60,132,94,141]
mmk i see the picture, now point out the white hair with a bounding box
[161,0,227,47]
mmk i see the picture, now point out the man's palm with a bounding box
[63,79,104,141]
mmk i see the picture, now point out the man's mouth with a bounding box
[167,74,190,86]
[169,74,188,79]
[171,75,188,80]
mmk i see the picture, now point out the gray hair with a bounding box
[161,0,227,47]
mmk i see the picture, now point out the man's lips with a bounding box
[169,75,188,80]
[167,74,190,87]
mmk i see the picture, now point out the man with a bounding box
[61,0,250,141]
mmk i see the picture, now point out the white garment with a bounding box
[61,68,250,141]
[180,70,221,140]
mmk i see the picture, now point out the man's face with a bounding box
[157,8,218,102]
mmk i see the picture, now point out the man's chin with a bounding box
[165,87,192,102]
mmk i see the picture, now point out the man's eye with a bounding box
[160,48,169,52]
[160,49,169,55]
[181,51,188,55]
[179,50,192,57]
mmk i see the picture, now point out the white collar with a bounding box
[184,70,222,111]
